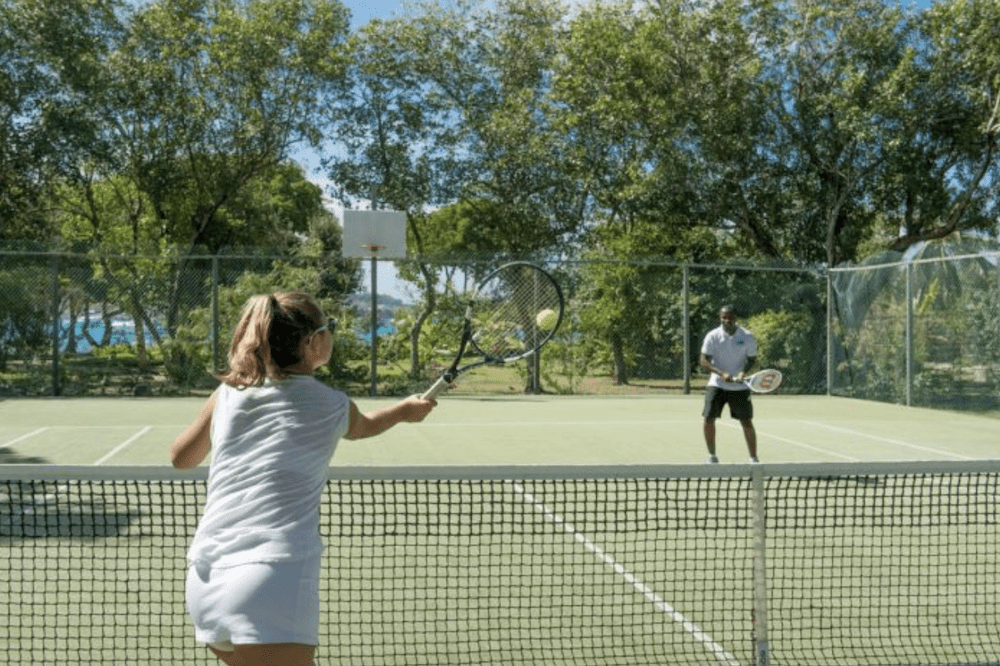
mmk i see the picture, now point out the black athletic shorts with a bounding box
[702,386,753,420]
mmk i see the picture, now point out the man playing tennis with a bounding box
[699,304,759,463]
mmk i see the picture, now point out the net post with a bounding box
[751,465,769,666]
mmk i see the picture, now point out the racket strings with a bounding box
[471,267,562,361]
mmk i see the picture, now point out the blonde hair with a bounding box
[220,291,324,387]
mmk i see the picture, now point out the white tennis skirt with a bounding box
[185,557,321,651]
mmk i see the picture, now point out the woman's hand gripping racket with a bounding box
[421,262,565,399]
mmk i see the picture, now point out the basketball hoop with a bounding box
[342,211,407,397]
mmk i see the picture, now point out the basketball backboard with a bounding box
[342,210,407,259]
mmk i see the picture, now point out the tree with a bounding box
[57,162,341,364]
[743,0,998,265]
[98,0,351,250]
[324,14,454,378]
[42,0,354,368]
[0,0,121,244]
[549,0,744,382]
[734,0,911,265]
[327,0,576,383]
[874,0,1000,252]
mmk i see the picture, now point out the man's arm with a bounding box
[700,353,735,382]
[736,356,757,382]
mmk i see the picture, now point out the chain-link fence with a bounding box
[1,247,997,414]
[830,250,1000,413]
[0,249,823,398]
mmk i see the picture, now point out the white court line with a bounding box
[28,424,164,429]
[417,420,691,427]
[1,426,151,461]
[1,427,48,450]
[510,481,744,666]
[92,426,152,465]
[797,420,973,460]
[1,426,152,529]
[719,422,859,461]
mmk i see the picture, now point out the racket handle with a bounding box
[421,376,450,400]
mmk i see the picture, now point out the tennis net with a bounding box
[2,461,998,666]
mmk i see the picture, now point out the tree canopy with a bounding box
[2,0,997,388]
[4,0,996,261]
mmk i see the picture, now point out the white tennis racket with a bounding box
[421,262,565,399]
[743,368,783,393]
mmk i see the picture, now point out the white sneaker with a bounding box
[750,456,760,463]
[708,455,719,463]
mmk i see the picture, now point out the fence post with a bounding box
[826,270,833,396]
[211,256,220,372]
[50,253,61,396]
[683,265,691,394]
[906,262,913,406]
[370,254,379,396]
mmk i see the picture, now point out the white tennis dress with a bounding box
[185,375,350,650]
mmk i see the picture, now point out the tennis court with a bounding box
[1,394,996,466]
[2,395,998,666]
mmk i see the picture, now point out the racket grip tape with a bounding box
[421,376,451,400]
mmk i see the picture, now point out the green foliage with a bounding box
[538,327,604,395]
[833,237,1000,409]
[743,310,814,390]
[161,242,363,387]
[0,267,50,369]
[416,200,560,258]
[0,0,116,243]
[387,291,466,374]
[2,0,998,404]
[576,222,721,384]
[4,0,998,272]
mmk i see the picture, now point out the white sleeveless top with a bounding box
[187,375,350,568]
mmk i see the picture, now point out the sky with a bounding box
[345,0,412,28]
[342,0,937,29]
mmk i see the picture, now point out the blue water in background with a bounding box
[360,325,397,343]
[59,318,396,353]
[59,317,165,354]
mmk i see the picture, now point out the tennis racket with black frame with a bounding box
[421,261,565,400]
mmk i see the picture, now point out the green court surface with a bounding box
[0,394,995,467]
[3,394,999,666]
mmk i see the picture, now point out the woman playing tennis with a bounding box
[170,291,436,666]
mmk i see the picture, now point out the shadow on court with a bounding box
[0,448,49,465]
[1,496,140,539]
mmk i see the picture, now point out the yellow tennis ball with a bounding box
[535,308,558,331]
